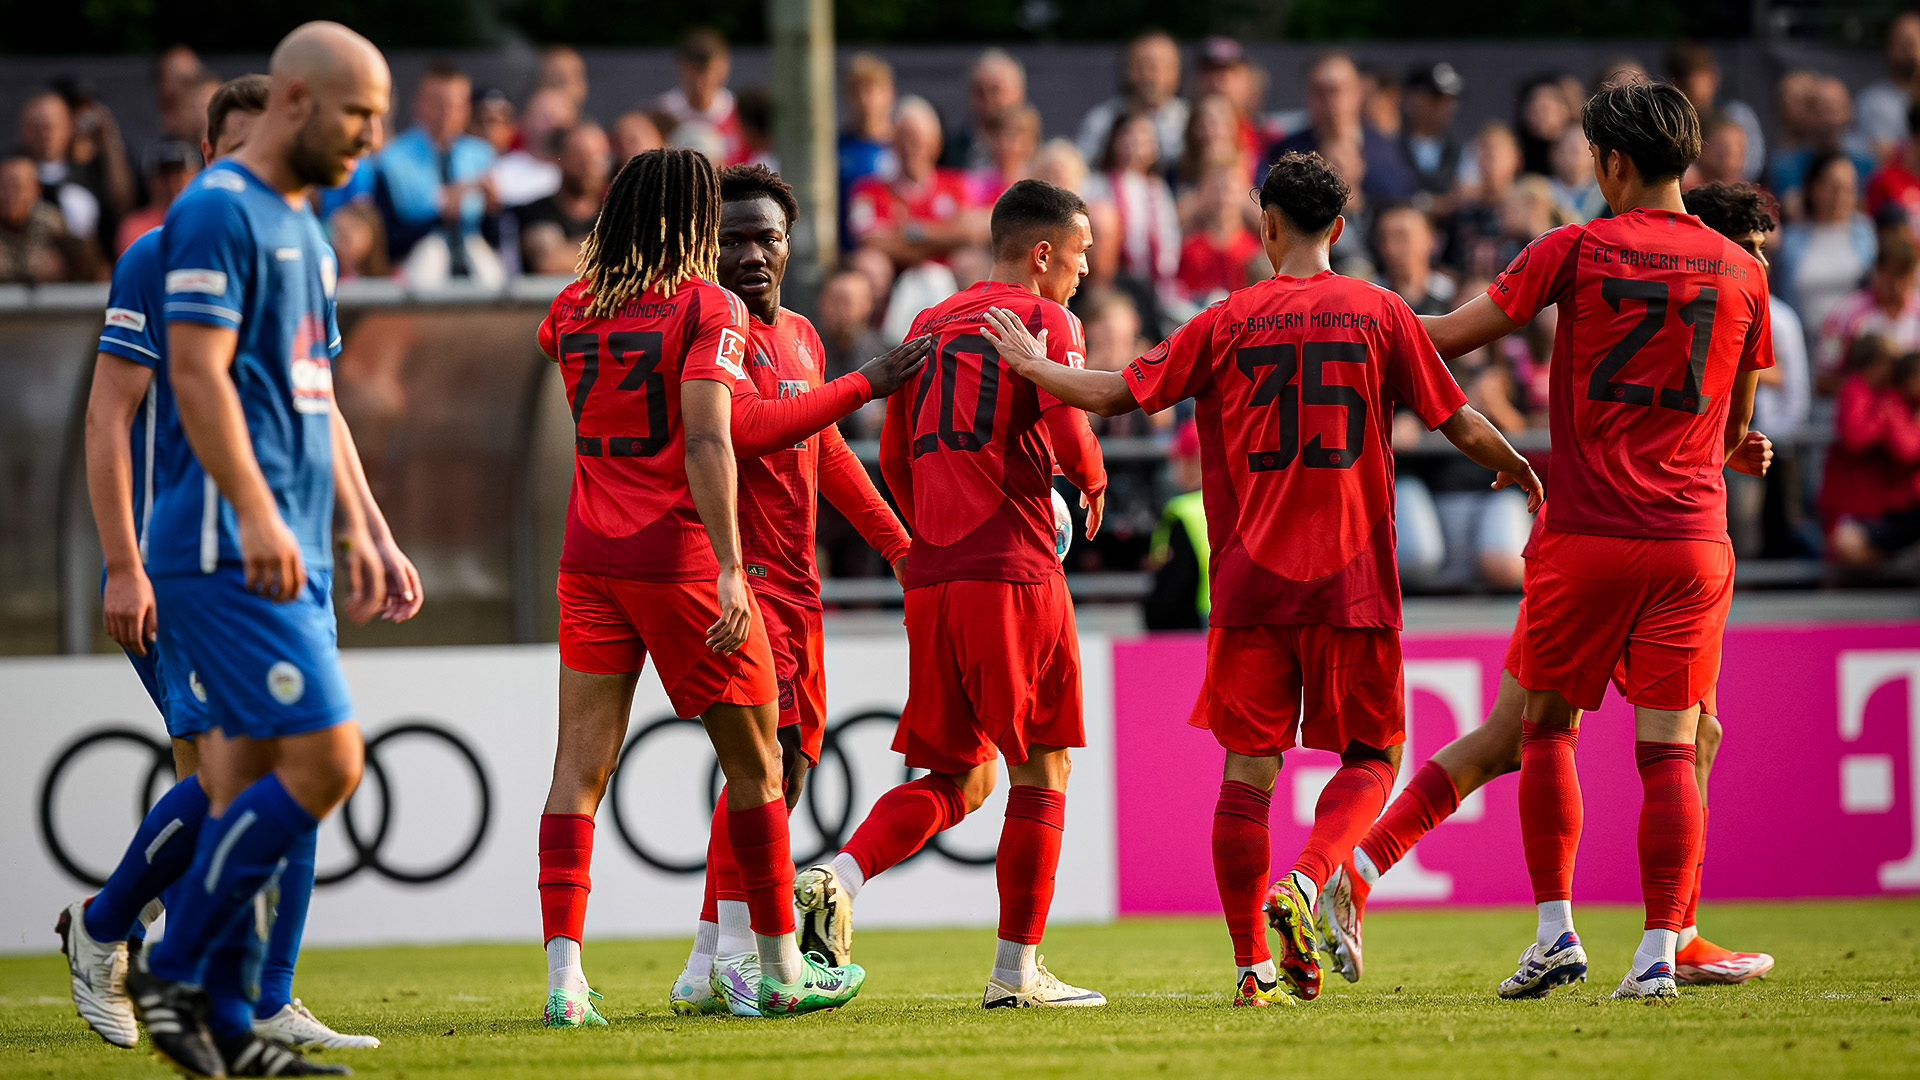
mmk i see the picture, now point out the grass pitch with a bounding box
[3,899,1916,1079]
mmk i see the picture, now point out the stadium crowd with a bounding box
[14,25,1920,592]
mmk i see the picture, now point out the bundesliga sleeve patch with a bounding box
[716,327,748,380]
[104,307,148,331]
[166,269,229,296]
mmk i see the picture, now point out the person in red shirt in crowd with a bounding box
[671,163,933,1016]
[847,95,988,273]
[533,148,868,1026]
[793,179,1109,1009]
[1815,230,1920,392]
[1419,81,1772,1002]
[983,151,1540,1006]
[656,29,747,165]
[1825,343,1920,566]
[1176,168,1263,303]
[1865,102,1920,222]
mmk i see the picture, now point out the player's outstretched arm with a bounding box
[730,335,932,458]
[1436,405,1544,513]
[1419,294,1522,362]
[981,307,1140,417]
[84,353,158,654]
[169,322,305,602]
[683,376,752,655]
[329,407,424,623]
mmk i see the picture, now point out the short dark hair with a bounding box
[421,58,466,83]
[679,27,728,66]
[989,178,1089,261]
[206,74,269,149]
[718,162,798,229]
[1877,227,1918,275]
[1581,80,1701,182]
[1258,151,1349,236]
[1683,182,1777,244]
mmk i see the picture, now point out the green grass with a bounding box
[4,900,1918,1079]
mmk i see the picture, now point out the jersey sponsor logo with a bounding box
[200,170,247,193]
[276,247,302,261]
[291,358,334,414]
[715,326,748,380]
[267,661,305,705]
[166,269,228,296]
[104,307,148,332]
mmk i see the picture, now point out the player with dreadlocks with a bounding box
[533,147,866,1026]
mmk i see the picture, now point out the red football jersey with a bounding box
[1487,209,1773,542]
[540,277,751,581]
[736,309,910,608]
[883,281,1102,588]
[846,169,976,253]
[1125,271,1467,628]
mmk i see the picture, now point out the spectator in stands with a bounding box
[1867,102,1920,224]
[1688,112,1750,190]
[1076,30,1188,166]
[1441,120,1521,279]
[56,78,136,244]
[1546,126,1604,221]
[1143,419,1208,630]
[471,88,517,156]
[610,109,664,169]
[838,52,896,252]
[1399,62,1465,203]
[490,86,573,210]
[1859,12,1920,160]
[1085,110,1181,303]
[1192,37,1267,174]
[1175,169,1259,304]
[1360,63,1401,139]
[537,46,589,113]
[1272,51,1413,204]
[848,95,986,336]
[1372,202,1455,315]
[1825,344,1920,567]
[327,201,389,280]
[151,46,204,127]
[18,91,103,258]
[1814,227,1920,393]
[1668,41,1763,180]
[736,88,777,170]
[1770,76,1876,213]
[373,61,502,286]
[158,68,221,149]
[1176,94,1253,215]
[1514,74,1574,177]
[516,122,609,276]
[657,28,745,165]
[0,154,79,282]
[1318,133,1377,280]
[818,267,890,436]
[116,140,197,255]
[945,49,1026,170]
[1077,286,1161,437]
[968,104,1039,205]
[1777,151,1878,354]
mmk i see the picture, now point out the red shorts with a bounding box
[1504,595,1720,716]
[557,572,777,718]
[896,577,1084,774]
[1516,531,1734,713]
[1190,624,1406,756]
[759,591,827,764]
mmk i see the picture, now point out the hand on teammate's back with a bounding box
[239,507,307,603]
[337,526,388,625]
[857,334,934,396]
[1727,430,1773,477]
[705,566,753,655]
[979,307,1049,377]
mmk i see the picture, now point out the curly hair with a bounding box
[575,147,720,317]
[718,162,799,229]
[1682,181,1777,244]
[1581,79,1701,182]
[1258,150,1350,236]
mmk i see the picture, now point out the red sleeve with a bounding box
[1124,301,1220,414]
[1042,405,1107,501]
[1385,295,1469,429]
[818,424,912,562]
[537,306,558,361]
[879,386,914,534]
[731,372,874,458]
[1738,277,1776,373]
[681,284,752,387]
[1034,303,1091,412]
[1485,223,1583,326]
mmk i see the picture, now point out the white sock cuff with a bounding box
[830,851,867,901]
[1352,847,1381,887]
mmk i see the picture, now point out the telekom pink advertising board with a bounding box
[1113,622,1920,913]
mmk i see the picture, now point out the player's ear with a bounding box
[1326,216,1345,247]
[1033,239,1051,274]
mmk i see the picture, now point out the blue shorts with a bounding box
[151,566,352,739]
[107,569,211,739]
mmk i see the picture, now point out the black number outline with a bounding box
[1587,277,1723,414]
[911,332,1002,457]
[561,330,671,458]
[1236,343,1299,472]
[1662,288,1717,415]
[1301,340,1367,470]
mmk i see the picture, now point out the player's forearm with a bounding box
[820,431,911,560]
[1420,295,1520,361]
[1437,405,1531,476]
[1722,370,1758,461]
[686,432,745,571]
[1043,407,1108,500]
[328,407,376,542]
[85,394,145,575]
[169,325,280,521]
[1031,363,1139,417]
[731,374,872,459]
[878,402,916,534]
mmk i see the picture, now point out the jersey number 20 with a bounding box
[1236,340,1368,472]
[911,332,1001,457]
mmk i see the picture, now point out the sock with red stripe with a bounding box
[538,813,593,993]
[996,787,1066,949]
[1211,780,1273,966]
[1635,742,1702,933]
[1518,722,1582,907]
[1355,759,1460,878]
[727,796,804,982]
[840,774,968,881]
[1291,756,1398,894]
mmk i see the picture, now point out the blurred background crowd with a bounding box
[8,18,1920,615]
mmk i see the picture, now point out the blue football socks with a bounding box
[254,829,315,1018]
[84,775,208,943]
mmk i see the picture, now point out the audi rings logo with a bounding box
[37,721,492,889]
[609,709,996,874]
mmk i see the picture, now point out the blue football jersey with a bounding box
[97,227,176,560]
[147,160,342,577]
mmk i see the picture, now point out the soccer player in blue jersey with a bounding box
[117,23,396,1078]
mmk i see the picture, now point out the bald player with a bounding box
[125,22,392,1078]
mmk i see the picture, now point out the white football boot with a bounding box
[56,899,138,1048]
[982,959,1106,1009]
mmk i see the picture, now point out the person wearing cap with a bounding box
[1399,61,1465,201]
[1076,30,1190,166]
[1192,37,1271,174]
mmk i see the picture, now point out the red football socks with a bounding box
[727,796,797,936]
[1211,780,1272,966]
[537,813,594,946]
[1356,759,1461,875]
[1636,741,1702,932]
[841,774,968,880]
[1684,805,1708,928]
[996,787,1067,945]
[1518,721,1582,903]
[702,790,746,922]
[1291,756,1398,889]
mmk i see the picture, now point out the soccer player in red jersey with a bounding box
[671,164,931,1016]
[792,179,1110,1009]
[1416,83,1773,1000]
[1318,181,1780,993]
[534,148,864,1025]
[982,152,1541,1006]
